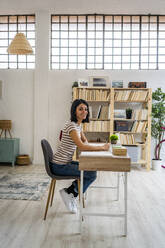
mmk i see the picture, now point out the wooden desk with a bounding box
[79,150,131,236]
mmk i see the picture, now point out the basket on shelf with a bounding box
[16,155,31,165]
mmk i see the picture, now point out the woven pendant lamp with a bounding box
[7,33,33,55]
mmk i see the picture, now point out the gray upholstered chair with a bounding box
[41,139,81,220]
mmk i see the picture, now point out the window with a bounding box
[51,14,165,70]
[0,15,35,69]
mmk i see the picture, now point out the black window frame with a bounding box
[0,14,35,69]
[51,14,165,70]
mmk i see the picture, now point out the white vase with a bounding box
[152,159,162,170]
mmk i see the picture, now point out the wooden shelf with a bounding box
[90,118,110,121]
[77,87,110,90]
[114,131,147,134]
[72,87,152,170]
[122,143,145,146]
[84,131,110,133]
[87,100,110,103]
[114,118,147,121]
[115,100,147,103]
[114,88,148,90]
[131,160,147,165]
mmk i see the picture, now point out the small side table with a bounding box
[0,138,20,166]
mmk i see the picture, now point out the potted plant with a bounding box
[151,88,165,170]
[126,108,132,119]
[72,81,78,88]
[109,134,119,144]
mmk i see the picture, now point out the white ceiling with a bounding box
[0,0,165,15]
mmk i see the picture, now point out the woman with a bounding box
[50,99,110,214]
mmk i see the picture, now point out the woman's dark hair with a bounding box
[71,99,90,123]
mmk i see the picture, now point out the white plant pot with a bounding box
[152,159,162,170]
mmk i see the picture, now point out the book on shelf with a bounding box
[89,106,93,118]
[119,133,135,145]
[131,121,147,133]
[90,105,110,120]
[83,121,110,132]
[132,109,148,120]
[115,90,148,101]
[99,105,110,119]
[76,88,110,101]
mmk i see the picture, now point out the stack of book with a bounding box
[112,146,127,156]
[119,133,135,145]
[114,90,148,101]
[83,121,110,132]
[132,109,148,120]
[89,105,110,120]
[73,88,110,101]
[131,121,147,133]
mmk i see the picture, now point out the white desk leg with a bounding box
[116,172,120,201]
[80,170,84,233]
[124,172,127,236]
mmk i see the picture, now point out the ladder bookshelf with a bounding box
[72,87,152,170]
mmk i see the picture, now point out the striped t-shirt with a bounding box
[52,121,82,165]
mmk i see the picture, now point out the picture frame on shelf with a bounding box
[128,82,147,88]
[112,80,123,88]
[89,76,109,87]
[78,79,89,87]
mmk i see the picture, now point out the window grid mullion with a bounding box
[112,15,114,69]
[130,16,132,70]
[94,15,96,69]
[148,16,150,69]
[25,15,28,69]
[139,16,142,70]
[50,15,52,69]
[121,16,123,70]
[7,16,9,69]
[76,16,78,69]
[85,16,88,69]
[103,15,105,69]
[16,15,18,69]
[68,16,69,69]
[59,16,61,69]
[157,15,159,69]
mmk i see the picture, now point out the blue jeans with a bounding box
[50,161,97,193]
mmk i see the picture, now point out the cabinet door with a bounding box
[0,141,14,162]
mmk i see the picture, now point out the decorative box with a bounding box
[112,146,127,156]
[114,120,129,131]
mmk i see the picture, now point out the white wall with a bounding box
[0,1,165,164]
[0,70,34,156]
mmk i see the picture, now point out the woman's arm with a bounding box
[80,131,88,143]
[70,130,110,151]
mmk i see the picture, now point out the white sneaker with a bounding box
[59,188,77,214]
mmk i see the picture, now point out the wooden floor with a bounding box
[0,164,165,248]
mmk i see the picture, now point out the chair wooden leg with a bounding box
[44,179,54,220]
[50,179,56,207]
[83,196,85,208]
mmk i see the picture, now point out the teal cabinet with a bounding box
[0,138,20,166]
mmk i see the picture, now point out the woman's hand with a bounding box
[102,143,110,151]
